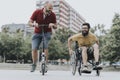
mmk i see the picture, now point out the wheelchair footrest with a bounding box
[82,70,91,74]
[93,67,102,70]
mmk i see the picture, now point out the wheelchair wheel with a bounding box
[70,51,77,75]
[78,66,82,75]
[77,59,82,75]
[96,70,100,76]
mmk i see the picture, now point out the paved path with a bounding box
[0,70,120,80]
[0,63,70,70]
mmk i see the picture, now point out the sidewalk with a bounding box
[0,63,120,71]
[0,63,70,71]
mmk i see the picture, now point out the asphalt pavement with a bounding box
[0,69,120,80]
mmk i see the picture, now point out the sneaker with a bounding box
[82,66,91,73]
[30,64,36,72]
[93,62,102,70]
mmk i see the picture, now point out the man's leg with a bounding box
[81,47,91,73]
[31,33,41,72]
[32,50,38,65]
[93,43,102,70]
[30,50,38,72]
[44,49,48,63]
[81,47,88,66]
[93,43,99,63]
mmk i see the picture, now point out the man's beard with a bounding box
[82,31,89,37]
[45,9,51,15]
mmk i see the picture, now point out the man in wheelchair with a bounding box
[68,23,102,73]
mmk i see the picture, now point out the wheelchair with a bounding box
[70,41,101,76]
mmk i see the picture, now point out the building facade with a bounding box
[36,0,85,33]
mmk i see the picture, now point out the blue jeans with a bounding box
[32,32,52,50]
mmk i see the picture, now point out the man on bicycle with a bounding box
[28,1,57,72]
[68,23,102,72]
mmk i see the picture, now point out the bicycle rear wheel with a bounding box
[70,51,77,75]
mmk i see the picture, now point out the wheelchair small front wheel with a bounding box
[96,70,100,76]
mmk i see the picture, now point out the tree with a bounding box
[102,13,120,63]
[48,28,73,62]
[0,28,32,63]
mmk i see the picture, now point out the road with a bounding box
[0,69,120,80]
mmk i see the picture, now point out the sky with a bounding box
[0,0,120,31]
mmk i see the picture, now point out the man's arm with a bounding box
[93,33,99,46]
[68,37,72,50]
[53,23,57,29]
[28,19,34,27]
[68,37,73,55]
[96,40,99,45]
[28,19,38,27]
[50,12,57,29]
[49,13,57,29]
[28,9,39,27]
[49,23,57,29]
[95,35,99,45]
[68,34,79,50]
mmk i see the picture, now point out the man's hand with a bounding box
[33,22,39,28]
[48,23,56,28]
[28,20,39,27]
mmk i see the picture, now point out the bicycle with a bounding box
[70,41,102,76]
[38,24,49,75]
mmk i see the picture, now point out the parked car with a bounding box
[112,62,120,68]
[100,62,110,67]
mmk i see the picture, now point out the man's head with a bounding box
[81,23,91,37]
[44,1,53,15]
